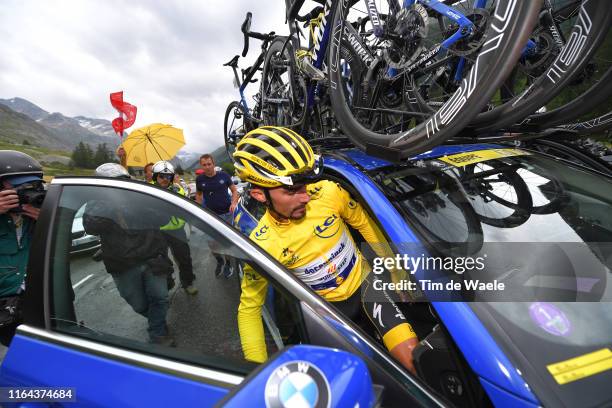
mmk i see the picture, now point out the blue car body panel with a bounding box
[0,334,229,407]
[324,152,540,405]
[478,378,540,408]
[434,303,539,404]
[223,345,375,408]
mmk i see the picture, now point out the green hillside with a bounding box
[0,141,94,180]
[0,104,69,149]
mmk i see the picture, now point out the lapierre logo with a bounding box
[314,214,340,238]
[265,360,331,408]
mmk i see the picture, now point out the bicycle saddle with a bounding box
[223,55,240,68]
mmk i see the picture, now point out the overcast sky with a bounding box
[0,0,299,153]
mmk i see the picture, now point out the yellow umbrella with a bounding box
[120,123,185,167]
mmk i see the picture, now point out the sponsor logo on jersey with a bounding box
[308,185,323,200]
[314,214,340,238]
[254,225,269,240]
[264,361,330,408]
[281,247,300,266]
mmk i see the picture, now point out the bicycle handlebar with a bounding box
[241,12,276,57]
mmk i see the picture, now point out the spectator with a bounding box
[196,154,238,278]
[144,162,154,183]
[0,151,46,346]
[152,161,198,295]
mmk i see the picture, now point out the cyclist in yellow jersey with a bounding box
[233,126,419,375]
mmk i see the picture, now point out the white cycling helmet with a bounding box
[95,163,130,178]
[152,160,175,175]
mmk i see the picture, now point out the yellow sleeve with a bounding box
[335,182,387,248]
[237,263,269,363]
[335,183,407,284]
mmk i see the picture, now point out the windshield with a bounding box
[373,147,612,302]
[372,147,612,405]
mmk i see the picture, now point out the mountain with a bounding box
[74,116,116,138]
[0,97,49,121]
[0,103,72,149]
[0,97,119,151]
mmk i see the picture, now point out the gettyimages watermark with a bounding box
[360,242,611,302]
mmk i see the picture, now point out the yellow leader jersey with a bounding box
[238,180,389,363]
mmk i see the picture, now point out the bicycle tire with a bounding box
[472,0,612,132]
[328,0,542,158]
[560,110,612,136]
[223,101,253,161]
[260,36,306,128]
[523,64,612,129]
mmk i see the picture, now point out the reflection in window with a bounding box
[50,185,305,373]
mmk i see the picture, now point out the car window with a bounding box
[50,184,307,375]
[373,153,612,300]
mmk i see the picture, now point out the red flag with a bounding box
[110,91,137,137]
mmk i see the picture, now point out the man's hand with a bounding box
[0,189,19,214]
[229,201,237,214]
[21,204,41,220]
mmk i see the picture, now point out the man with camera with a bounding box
[0,150,46,346]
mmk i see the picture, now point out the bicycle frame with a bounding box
[285,0,486,111]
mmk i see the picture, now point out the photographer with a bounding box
[0,150,46,346]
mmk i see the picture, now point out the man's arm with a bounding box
[229,183,239,213]
[335,183,408,285]
[237,265,269,363]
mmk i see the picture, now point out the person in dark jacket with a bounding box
[83,163,176,346]
[0,150,46,346]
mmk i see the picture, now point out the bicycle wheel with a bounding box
[223,101,253,160]
[328,0,541,157]
[472,0,612,132]
[260,37,306,128]
[460,160,533,228]
[561,110,612,136]
[524,63,612,129]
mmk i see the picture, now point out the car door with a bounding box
[0,178,307,406]
[1,177,443,407]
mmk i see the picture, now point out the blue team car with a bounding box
[232,140,612,408]
[0,141,610,407]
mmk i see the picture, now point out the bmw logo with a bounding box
[265,361,330,408]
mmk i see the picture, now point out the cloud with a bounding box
[0,0,293,152]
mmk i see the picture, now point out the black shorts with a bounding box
[331,272,417,351]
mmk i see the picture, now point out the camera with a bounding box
[8,182,46,213]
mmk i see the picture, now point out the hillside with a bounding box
[0,141,95,180]
[0,97,119,151]
[0,104,72,149]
